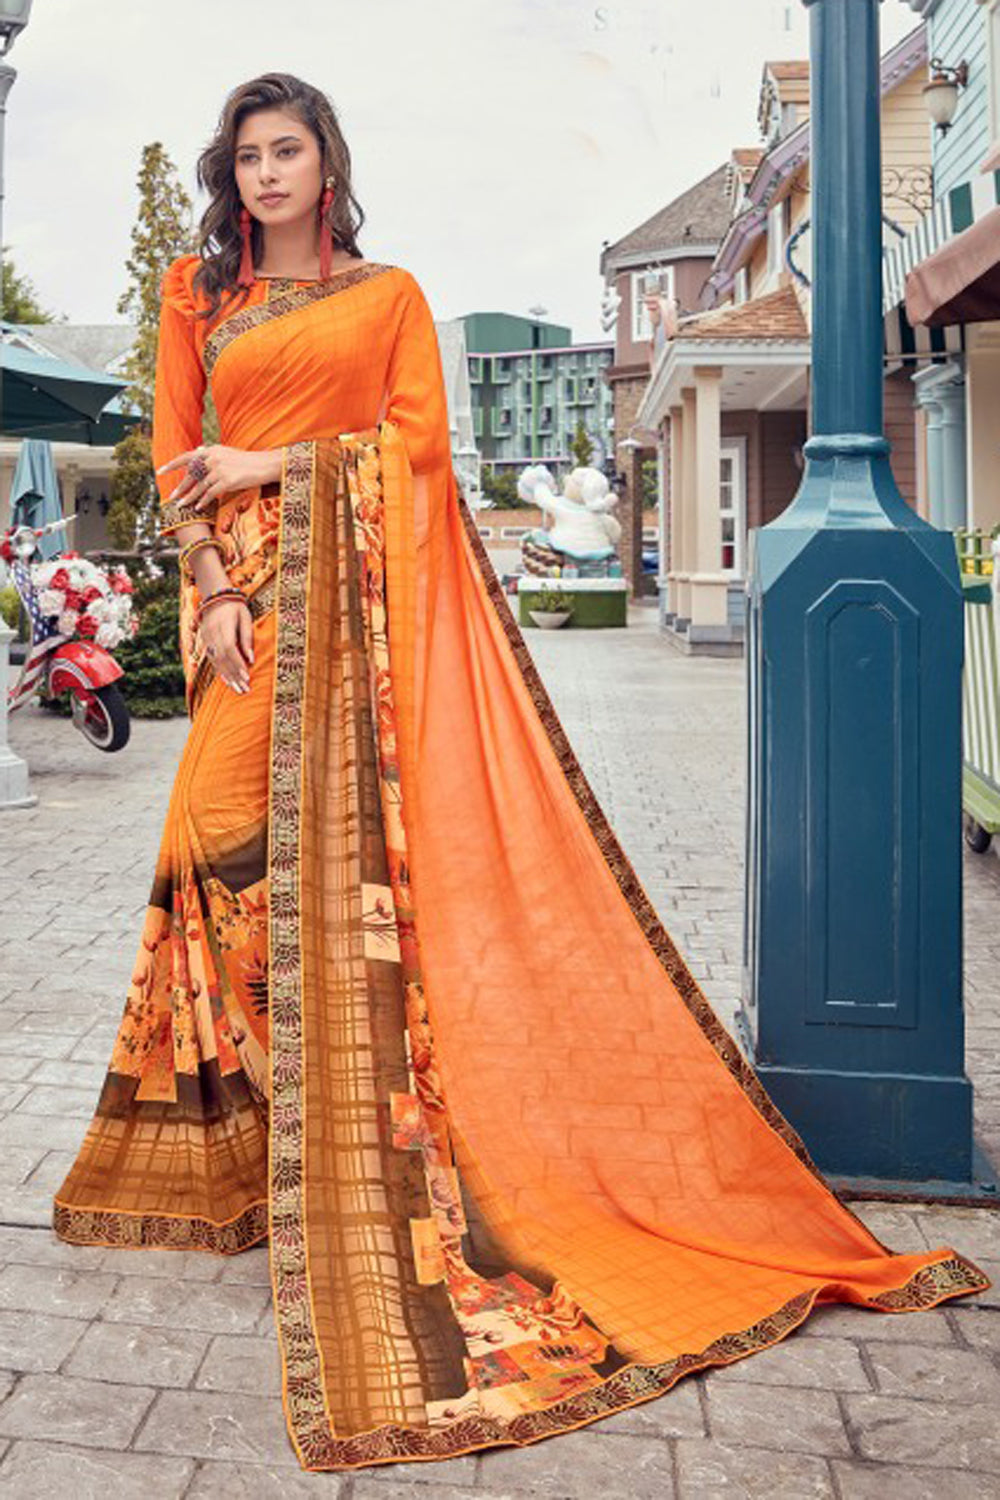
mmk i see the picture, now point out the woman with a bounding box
[53,71,987,1473]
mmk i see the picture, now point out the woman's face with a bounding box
[234,108,323,226]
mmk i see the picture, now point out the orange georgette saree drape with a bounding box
[53,253,988,1470]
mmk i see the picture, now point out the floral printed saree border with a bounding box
[52,1197,268,1255]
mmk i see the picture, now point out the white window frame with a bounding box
[734,267,749,306]
[719,438,747,576]
[631,266,676,342]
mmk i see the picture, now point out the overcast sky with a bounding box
[5,0,919,343]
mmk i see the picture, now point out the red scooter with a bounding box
[2,518,131,752]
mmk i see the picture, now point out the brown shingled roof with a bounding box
[766,61,809,80]
[675,284,808,342]
[603,164,732,263]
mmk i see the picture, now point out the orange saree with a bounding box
[53,252,988,1471]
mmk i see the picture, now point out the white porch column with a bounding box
[676,386,697,626]
[663,403,684,625]
[689,366,729,632]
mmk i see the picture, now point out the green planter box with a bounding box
[517,577,628,628]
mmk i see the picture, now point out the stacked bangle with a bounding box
[195,585,248,625]
[179,535,226,583]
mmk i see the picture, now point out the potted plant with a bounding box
[528,586,574,630]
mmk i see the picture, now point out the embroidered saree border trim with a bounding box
[52,1197,268,1254]
[202,262,397,379]
[287,1255,982,1470]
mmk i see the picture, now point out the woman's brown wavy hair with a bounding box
[190,72,366,322]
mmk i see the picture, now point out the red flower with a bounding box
[63,588,82,609]
[76,613,98,638]
[110,574,134,595]
[62,550,80,560]
[50,567,70,591]
[81,585,102,604]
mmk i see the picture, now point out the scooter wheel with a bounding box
[71,682,131,752]
[963,812,992,855]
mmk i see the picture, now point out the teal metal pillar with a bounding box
[740,0,975,1184]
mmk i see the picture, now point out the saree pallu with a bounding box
[53,258,988,1472]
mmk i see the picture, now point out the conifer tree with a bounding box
[109,143,198,548]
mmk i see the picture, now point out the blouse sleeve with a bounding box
[151,254,209,535]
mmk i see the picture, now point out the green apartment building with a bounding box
[462,312,614,476]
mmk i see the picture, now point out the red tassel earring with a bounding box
[319,175,335,279]
[237,205,255,287]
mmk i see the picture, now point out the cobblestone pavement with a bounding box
[0,601,997,1498]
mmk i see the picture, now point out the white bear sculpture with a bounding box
[517,465,623,578]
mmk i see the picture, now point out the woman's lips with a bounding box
[259,194,288,205]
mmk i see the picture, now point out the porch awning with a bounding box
[905,204,1000,328]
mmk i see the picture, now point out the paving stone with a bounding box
[104,1277,269,1334]
[0,1373,154,1448]
[0,1031,80,1059]
[99,1245,223,1281]
[353,1485,508,1500]
[830,1461,1000,1499]
[185,1461,348,1496]
[797,1304,957,1344]
[704,1384,851,1456]
[917,1209,1000,1261]
[0,1308,87,1371]
[14,1083,101,1118]
[194,1333,282,1395]
[218,1247,271,1285]
[951,1306,1000,1350]
[675,1438,834,1498]
[359,1453,480,1485]
[0,1225,107,1270]
[704,1332,870,1391]
[867,1340,1000,1400]
[0,1263,118,1320]
[844,1393,1000,1468]
[0,1441,195,1499]
[27,1058,107,1089]
[64,1320,212,1388]
[133,1390,300,1464]
[847,1204,939,1255]
[0,1109,88,1150]
[583,1375,705,1437]
[0,1056,36,1082]
[0,1144,47,1186]
[477,1425,675,1498]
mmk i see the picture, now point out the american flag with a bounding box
[8,559,65,707]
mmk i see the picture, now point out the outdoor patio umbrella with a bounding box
[9,437,65,561]
[1,333,133,440]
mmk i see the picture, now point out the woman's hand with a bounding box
[199,598,255,695]
[156,445,282,512]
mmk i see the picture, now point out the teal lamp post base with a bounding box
[741,435,979,1187]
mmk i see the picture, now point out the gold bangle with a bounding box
[180,536,226,583]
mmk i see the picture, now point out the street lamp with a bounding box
[0,1,32,55]
[741,0,977,1190]
[0,0,36,811]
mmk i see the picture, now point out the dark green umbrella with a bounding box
[1,330,138,442]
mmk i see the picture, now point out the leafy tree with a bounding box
[0,246,60,322]
[109,142,197,549]
[481,468,522,509]
[569,417,594,468]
